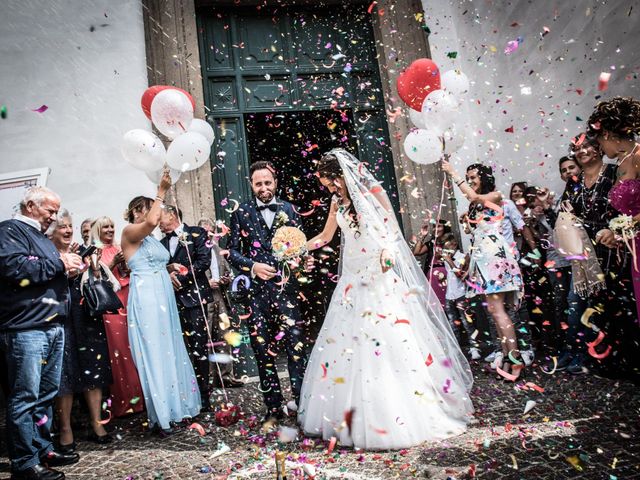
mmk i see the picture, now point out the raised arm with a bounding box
[121,171,171,260]
[306,198,339,251]
[442,160,503,206]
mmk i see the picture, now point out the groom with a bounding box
[227,161,311,422]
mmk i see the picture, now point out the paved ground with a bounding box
[0,361,638,480]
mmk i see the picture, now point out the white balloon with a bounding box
[144,166,182,185]
[441,69,470,97]
[421,90,460,134]
[188,118,215,146]
[150,89,194,140]
[166,131,211,172]
[408,108,427,129]
[442,124,467,154]
[121,129,166,172]
[403,129,443,165]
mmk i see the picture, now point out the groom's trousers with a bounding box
[247,286,308,410]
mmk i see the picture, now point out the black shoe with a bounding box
[40,451,80,468]
[87,431,113,444]
[262,407,284,424]
[212,374,245,389]
[57,442,76,454]
[11,464,64,480]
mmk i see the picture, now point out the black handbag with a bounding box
[83,267,123,317]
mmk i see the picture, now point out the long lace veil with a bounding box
[332,148,474,393]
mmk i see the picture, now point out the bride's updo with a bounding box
[316,150,360,236]
[587,96,640,139]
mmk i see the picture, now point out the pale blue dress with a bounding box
[127,236,201,429]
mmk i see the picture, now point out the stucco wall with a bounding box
[0,0,153,237]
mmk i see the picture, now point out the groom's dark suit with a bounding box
[161,223,213,405]
[226,198,308,411]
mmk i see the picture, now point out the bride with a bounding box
[297,149,474,450]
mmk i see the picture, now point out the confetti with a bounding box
[32,105,48,113]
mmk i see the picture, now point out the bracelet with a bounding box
[155,195,165,202]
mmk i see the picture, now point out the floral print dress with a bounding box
[467,205,524,303]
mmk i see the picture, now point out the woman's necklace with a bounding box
[580,164,606,209]
[617,143,639,167]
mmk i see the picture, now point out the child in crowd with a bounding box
[441,234,481,360]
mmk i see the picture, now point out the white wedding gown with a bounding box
[298,204,474,450]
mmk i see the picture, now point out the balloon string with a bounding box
[170,187,230,405]
[428,155,448,299]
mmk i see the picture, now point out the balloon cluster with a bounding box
[396,59,470,165]
[121,86,216,182]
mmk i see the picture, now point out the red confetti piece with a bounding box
[425,353,433,366]
[344,283,353,297]
[188,422,206,436]
[394,318,410,325]
[238,307,253,320]
[367,1,377,14]
[504,126,514,133]
[598,72,611,91]
[344,408,355,434]
[321,364,328,379]
[32,105,48,113]
[327,436,337,454]
[177,265,188,276]
[373,427,388,435]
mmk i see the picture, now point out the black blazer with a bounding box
[226,199,302,293]
[161,224,213,308]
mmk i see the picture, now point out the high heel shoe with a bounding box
[87,431,113,444]
[497,351,525,382]
[57,441,77,454]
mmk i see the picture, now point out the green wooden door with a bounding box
[197,4,399,377]
[197,4,399,223]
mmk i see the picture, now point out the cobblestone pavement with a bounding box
[0,362,638,480]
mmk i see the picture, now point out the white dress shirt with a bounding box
[168,223,185,257]
[209,246,221,281]
[256,198,278,229]
[14,213,42,231]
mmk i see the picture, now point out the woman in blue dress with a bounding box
[121,171,201,432]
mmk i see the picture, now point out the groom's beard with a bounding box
[256,191,275,203]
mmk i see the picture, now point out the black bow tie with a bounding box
[167,231,178,238]
[257,204,278,212]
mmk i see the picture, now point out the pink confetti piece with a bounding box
[35,414,48,426]
[442,379,452,393]
[274,331,285,341]
[504,40,519,54]
[32,105,48,113]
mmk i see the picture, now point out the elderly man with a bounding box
[159,205,213,410]
[0,187,83,480]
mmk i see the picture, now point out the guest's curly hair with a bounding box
[587,96,640,139]
[124,196,154,223]
[316,152,360,236]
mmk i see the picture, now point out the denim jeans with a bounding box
[0,325,64,472]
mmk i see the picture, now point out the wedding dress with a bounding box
[298,150,474,450]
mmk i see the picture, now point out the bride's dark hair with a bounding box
[317,151,360,235]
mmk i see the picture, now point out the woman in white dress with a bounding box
[298,149,474,450]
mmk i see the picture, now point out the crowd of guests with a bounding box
[0,97,638,478]
[0,177,243,479]
[419,97,640,384]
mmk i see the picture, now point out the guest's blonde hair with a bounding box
[90,216,115,246]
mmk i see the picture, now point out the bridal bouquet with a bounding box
[609,214,639,268]
[272,225,308,287]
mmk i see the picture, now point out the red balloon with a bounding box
[141,85,196,119]
[396,59,441,111]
